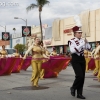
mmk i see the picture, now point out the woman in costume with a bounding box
[0,45,8,58]
[13,49,22,58]
[84,50,89,72]
[39,41,49,79]
[45,48,50,57]
[50,47,57,56]
[94,44,100,81]
[84,50,92,72]
[23,37,46,87]
[92,42,100,76]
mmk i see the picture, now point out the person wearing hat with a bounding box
[68,26,92,99]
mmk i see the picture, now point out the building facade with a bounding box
[48,9,100,54]
[10,33,25,48]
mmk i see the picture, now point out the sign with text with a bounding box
[44,39,52,45]
[63,29,72,35]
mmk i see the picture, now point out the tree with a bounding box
[26,0,50,41]
[13,28,16,34]
[14,44,26,54]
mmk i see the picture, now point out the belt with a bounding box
[72,53,84,56]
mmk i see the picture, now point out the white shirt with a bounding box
[68,37,92,56]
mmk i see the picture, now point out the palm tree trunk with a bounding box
[39,11,43,41]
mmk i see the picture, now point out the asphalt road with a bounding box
[0,66,100,100]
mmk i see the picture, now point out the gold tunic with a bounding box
[13,53,20,57]
[0,50,7,58]
[94,52,100,59]
[32,45,43,59]
[84,50,88,57]
[51,51,57,56]
[46,50,50,56]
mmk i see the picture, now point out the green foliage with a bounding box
[26,0,50,12]
[14,44,26,53]
[13,28,16,31]
[26,0,50,41]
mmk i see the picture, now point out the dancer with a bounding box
[84,50,91,72]
[92,42,100,76]
[39,41,49,79]
[23,37,44,87]
[50,47,57,56]
[13,49,22,57]
[0,45,8,58]
[93,43,100,81]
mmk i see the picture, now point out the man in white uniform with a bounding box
[68,26,92,99]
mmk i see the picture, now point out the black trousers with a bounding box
[71,54,86,95]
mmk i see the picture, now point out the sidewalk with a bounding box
[0,66,100,100]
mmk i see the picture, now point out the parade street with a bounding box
[0,66,100,100]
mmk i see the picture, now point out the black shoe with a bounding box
[77,94,86,99]
[70,87,75,96]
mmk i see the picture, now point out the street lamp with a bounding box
[0,25,7,45]
[0,25,6,34]
[14,17,27,28]
[14,17,28,49]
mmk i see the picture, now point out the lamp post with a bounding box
[0,25,6,45]
[0,25,6,34]
[14,17,28,48]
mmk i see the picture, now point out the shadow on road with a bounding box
[12,86,49,90]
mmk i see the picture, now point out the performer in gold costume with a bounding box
[92,42,100,77]
[50,47,57,56]
[39,41,49,80]
[13,49,21,57]
[23,37,45,87]
[45,48,50,57]
[84,50,89,72]
[93,43,100,81]
[84,50,92,72]
[0,45,8,58]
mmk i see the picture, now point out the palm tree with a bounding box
[13,28,16,33]
[26,0,50,41]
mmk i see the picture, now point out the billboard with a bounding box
[12,37,24,48]
[43,27,52,46]
[2,32,10,41]
[12,33,22,39]
[22,26,31,37]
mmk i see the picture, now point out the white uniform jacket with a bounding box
[68,37,92,56]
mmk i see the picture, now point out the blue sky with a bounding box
[0,0,100,39]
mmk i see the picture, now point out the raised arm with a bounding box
[23,45,33,59]
[94,45,100,57]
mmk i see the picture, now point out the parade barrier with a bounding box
[0,56,71,77]
[42,56,71,78]
[12,58,23,73]
[0,57,24,75]
[88,58,96,70]
[0,58,14,75]
[21,57,32,71]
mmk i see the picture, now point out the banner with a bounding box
[22,26,31,37]
[2,32,10,41]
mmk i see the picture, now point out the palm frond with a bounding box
[36,0,50,6]
[26,4,38,12]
